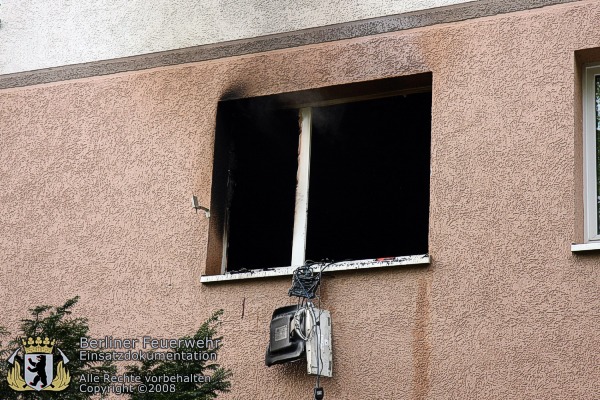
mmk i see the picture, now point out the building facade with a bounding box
[1,0,599,398]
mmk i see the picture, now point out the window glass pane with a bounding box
[596,75,600,233]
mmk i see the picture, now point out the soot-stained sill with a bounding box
[200,254,430,283]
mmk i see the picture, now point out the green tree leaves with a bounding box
[1,299,231,399]
[126,310,232,400]
[0,296,116,399]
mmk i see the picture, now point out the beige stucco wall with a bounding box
[1,1,599,399]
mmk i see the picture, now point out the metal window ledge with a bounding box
[571,243,600,252]
[200,254,430,283]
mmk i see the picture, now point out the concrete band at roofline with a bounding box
[80,336,221,350]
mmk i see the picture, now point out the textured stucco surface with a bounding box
[0,0,476,75]
[1,1,600,399]
[0,0,584,89]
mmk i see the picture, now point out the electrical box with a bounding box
[265,304,333,378]
[305,309,332,377]
[265,305,305,366]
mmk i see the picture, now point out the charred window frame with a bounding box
[207,73,432,275]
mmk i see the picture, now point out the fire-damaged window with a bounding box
[208,74,431,273]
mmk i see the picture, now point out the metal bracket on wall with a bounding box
[192,195,210,217]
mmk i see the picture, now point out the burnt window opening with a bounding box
[209,75,431,273]
[306,94,431,262]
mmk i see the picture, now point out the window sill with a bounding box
[200,254,430,283]
[571,242,600,252]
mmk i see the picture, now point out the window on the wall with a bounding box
[208,74,432,273]
[584,65,600,242]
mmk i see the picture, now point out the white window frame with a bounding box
[291,107,313,267]
[583,64,600,243]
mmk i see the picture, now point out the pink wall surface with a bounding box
[1,1,600,398]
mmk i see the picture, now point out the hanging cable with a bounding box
[287,261,335,400]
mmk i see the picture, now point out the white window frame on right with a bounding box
[583,64,600,244]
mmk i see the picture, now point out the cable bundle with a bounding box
[287,261,336,400]
[288,265,321,299]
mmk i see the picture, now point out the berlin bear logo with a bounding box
[6,337,70,392]
[28,354,49,388]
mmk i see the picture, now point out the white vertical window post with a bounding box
[584,66,600,242]
[291,108,312,266]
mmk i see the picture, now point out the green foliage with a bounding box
[0,325,11,395]
[125,310,232,400]
[0,297,116,399]
[1,302,231,399]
